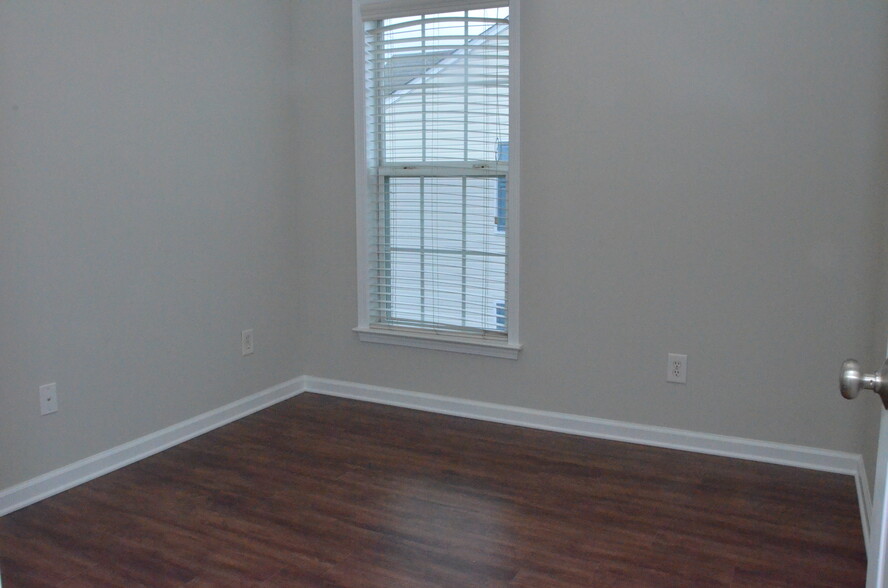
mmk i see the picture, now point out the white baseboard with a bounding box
[0,377,306,517]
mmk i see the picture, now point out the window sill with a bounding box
[353,327,521,359]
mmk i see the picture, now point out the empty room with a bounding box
[1,0,887,585]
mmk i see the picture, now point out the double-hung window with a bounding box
[353,0,520,359]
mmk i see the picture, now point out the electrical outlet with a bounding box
[667,354,687,384]
[241,329,254,356]
[39,383,58,415]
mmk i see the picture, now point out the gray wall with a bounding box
[292,0,887,457]
[0,1,299,489]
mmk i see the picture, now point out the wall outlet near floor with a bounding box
[241,329,254,356]
[667,354,687,384]
[39,383,58,415]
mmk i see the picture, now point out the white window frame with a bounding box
[352,0,521,359]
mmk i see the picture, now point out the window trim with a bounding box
[353,0,521,359]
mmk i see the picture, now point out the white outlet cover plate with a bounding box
[242,329,254,356]
[40,383,58,415]
[667,354,687,384]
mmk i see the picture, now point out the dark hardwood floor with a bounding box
[0,393,866,586]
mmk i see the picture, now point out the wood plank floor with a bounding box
[0,393,866,586]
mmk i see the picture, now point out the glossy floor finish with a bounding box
[0,393,866,586]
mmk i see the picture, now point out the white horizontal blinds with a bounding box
[365,5,509,339]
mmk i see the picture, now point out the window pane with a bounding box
[373,9,509,164]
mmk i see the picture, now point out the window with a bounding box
[353,0,520,358]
